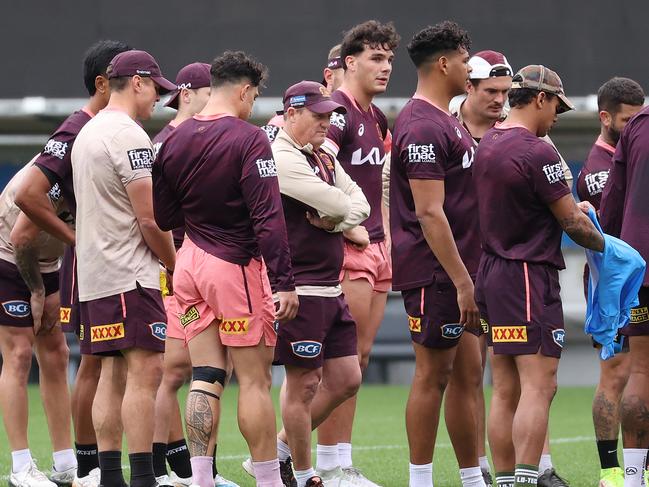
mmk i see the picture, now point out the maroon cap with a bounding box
[107,50,176,94]
[468,50,513,79]
[165,62,211,109]
[277,81,346,115]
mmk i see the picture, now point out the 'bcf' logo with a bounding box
[2,300,30,318]
[291,340,322,358]
[441,323,464,339]
[552,329,565,348]
[149,322,167,341]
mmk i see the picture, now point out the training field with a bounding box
[0,385,601,486]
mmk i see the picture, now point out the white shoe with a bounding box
[156,475,175,487]
[169,472,193,487]
[241,458,254,478]
[214,474,240,487]
[341,467,381,487]
[72,468,100,487]
[316,467,347,487]
[50,466,77,487]
[9,462,58,487]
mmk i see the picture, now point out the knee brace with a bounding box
[190,366,226,400]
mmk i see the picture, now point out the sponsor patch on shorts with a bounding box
[149,322,167,341]
[127,148,154,171]
[291,340,322,358]
[492,325,528,343]
[180,306,200,327]
[480,318,489,334]
[2,300,30,318]
[60,307,71,324]
[552,329,565,348]
[79,324,85,341]
[631,306,649,323]
[219,318,248,335]
[408,315,421,333]
[91,323,125,342]
[441,323,464,339]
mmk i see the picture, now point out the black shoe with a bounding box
[482,469,493,487]
[279,457,297,487]
[538,468,570,487]
[305,476,324,487]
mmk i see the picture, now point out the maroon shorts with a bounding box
[475,253,564,358]
[401,274,480,350]
[0,258,59,327]
[79,283,166,356]
[274,295,357,369]
[620,286,649,337]
[59,246,82,337]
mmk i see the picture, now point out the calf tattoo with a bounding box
[593,391,620,440]
[186,391,213,456]
[621,394,649,445]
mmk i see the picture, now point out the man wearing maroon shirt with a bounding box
[576,77,644,487]
[390,21,486,487]
[153,51,298,487]
[474,65,603,486]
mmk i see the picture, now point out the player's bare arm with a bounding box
[550,194,604,252]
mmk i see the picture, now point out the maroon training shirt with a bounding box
[152,114,295,292]
[324,89,388,243]
[576,136,615,210]
[474,124,572,269]
[389,95,480,291]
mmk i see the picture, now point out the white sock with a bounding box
[538,454,553,473]
[623,448,647,487]
[409,462,433,487]
[479,456,490,473]
[295,468,316,487]
[316,444,339,472]
[338,443,352,469]
[11,449,33,473]
[53,449,77,472]
[460,466,486,487]
[277,438,291,462]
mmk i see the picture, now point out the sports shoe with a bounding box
[156,475,176,487]
[305,477,324,487]
[538,468,570,487]
[50,466,76,487]
[9,461,58,487]
[341,467,381,486]
[214,474,240,487]
[316,467,360,487]
[71,468,100,487]
[482,469,493,487]
[599,467,624,487]
[169,471,193,487]
[241,457,296,487]
[241,458,254,478]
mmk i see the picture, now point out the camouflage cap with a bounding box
[511,65,575,113]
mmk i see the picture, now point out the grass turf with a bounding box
[0,384,601,486]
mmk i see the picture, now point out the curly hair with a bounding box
[340,20,400,69]
[597,77,645,114]
[407,21,471,68]
[210,51,268,88]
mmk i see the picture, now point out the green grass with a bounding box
[0,385,601,486]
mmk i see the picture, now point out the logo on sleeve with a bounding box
[441,323,465,339]
[407,143,436,163]
[2,300,30,318]
[261,124,281,143]
[48,183,62,202]
[330,112,346,131]
[542,162,565,184]
[552,329,565,348]
[408,316,421,333]
[149,322,167,341]
[255,158,278,178]
[127,148,154,171]
[43,139,68,160]
[152,141,163,158]
[291,340,322,358]
[585,170,610,196]
[180,306,200,327]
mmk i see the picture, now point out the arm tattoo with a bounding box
[558,214,605,252]
[186,391,214,457]
[14,243,44,293]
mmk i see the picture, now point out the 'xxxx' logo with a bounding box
[91,323,125,342]
[408,316,421,333]
[60,307,71,324]
[492,326,527,343]
[220,318,248,335]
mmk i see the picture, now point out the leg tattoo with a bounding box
[186,391,213,457]
[593,391,619,440]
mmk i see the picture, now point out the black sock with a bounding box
[129,452,156,487]
[152,443,168,478]
[98,451,127,487]
[597,439,620,469]
[75,442,99,478]
[166,439,193,479]
[212,444,218,477]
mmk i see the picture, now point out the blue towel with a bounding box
[585,208,646,360]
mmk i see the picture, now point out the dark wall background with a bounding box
[1,0,647,98]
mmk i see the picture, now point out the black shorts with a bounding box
[620,286,649,337]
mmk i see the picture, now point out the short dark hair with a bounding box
[508,88,556,109]
[340,20,400,69]
[597,77,644,114]
[210,51,268,88]
[407,21,471,68]
[83,40,131,96]
[108,76,130,92]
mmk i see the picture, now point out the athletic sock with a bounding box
[514,464,538,486]
[295,467,316,487]
[538,454,552,473]
[53,449,77,471]
[460,466,486,486]
[190,456,213,487]
[597,439,620,469]
[623,448,647,486]
[75,443,99,478]
[11,449,33,473]
[479,456,491,473]
[277,438,292,462]
[316,444,339,472]
[409,462,433,487]
[98,451,127,487]
[338,443,353,469]
[152,443,168,477]
[494,471,515,487]
[129,452,156,487]
[166,439,193,479]
[212,444,218,477]
[252,458,282,487]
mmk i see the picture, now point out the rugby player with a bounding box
[72,49,177,487]
[390,21,485,487]
[317,21,398,486]
[153,51,298,487]
[473,65,603,487]
[600,81,649,487]
[13,40,131,487]
[576,77,644,487]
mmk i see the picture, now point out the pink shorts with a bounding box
[173,239,276,347]
[164,294,184,340]
[340,241,392,292]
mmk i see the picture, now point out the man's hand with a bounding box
[343,226,370,250]
[30,290,46,335]
[276,290,299,322]
[456,281,480,332]
[577,200,595,215]
[306,212,337,231]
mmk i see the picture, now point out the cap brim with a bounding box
[152,76,178,95]
[164,90,180,109]
[307,100,346,115]
[557,93,575,114]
